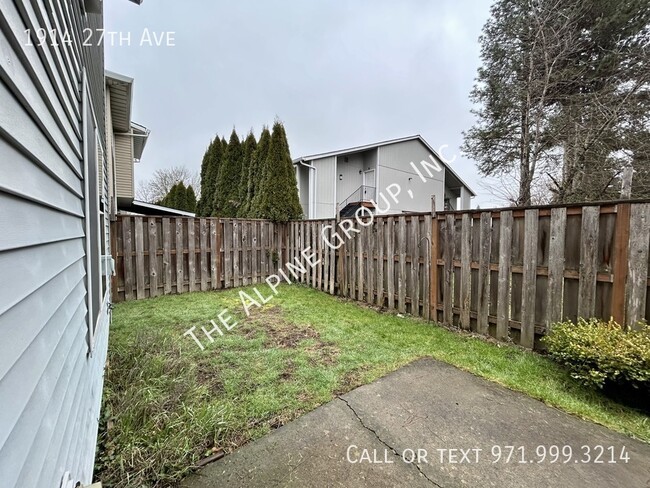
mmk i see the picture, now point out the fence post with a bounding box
[611,203,631,325]
[429,196,438,322]
[620,167,633,199]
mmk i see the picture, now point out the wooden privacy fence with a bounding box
[433,201,650,348]
[112,216,288,302]
[112,200,650,349]
[286,215,433,317]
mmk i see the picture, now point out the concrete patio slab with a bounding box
[184,358,650,488]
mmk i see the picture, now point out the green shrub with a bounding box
[542,318,650,390]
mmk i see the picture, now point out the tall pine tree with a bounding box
[161,182,197,212]
[463,0,650,205]
[186,185,197,213]
[197,137,224,216]
[252,121,303,221]
[237,131,258,217]
[248,126,271,216]
[214,129,242,217]
[197,141,212,216]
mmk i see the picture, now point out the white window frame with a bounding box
[82,69,108,353]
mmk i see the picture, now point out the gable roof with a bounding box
[293,135,476,196]
[106,70,150,162]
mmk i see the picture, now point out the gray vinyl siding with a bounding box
[115,134,134,199]
[313,156,336,219]
[335,152,364,203]
[378,140,446,213]
[0,3,109,488]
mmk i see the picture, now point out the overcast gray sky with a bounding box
[105,0,496,207]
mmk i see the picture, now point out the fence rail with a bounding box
[112,200,650,349]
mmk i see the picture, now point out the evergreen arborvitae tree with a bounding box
[248,126,271,217]
[186,185,197,213]
[237,131,258,217]
[252,121,303,221]
[213,130,242,217]
[174,181,188,211]
[207,137,224,215]
[160,184,171,208]
[196,142,212,216]
[161,183,179,209]
[197,137,223,216]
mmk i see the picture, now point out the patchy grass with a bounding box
[96,284,650,487]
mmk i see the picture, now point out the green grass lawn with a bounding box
[96,284,650,487]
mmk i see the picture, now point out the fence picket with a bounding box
[122,217,133,301]
[175,219,184,293]
[477,212,492,334]
[188,220,196,292]
[135,216,145,299]
[443,215,456,325]
[387,217,395,309]
[224,220,232,288]
[210,219,218,289]
[148,218,159,297]
[377,218,385,307]
[459,214,472,329]
[398,216,407,314]
[627,203,650,326]
[521,209,539,348]
[200,219,208,291]
[163,218,172,295]
[546,208,566,327]
[578,206,600,318]
[496,211,513,340]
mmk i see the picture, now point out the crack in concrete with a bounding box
[338,397,443,488]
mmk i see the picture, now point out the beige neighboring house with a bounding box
[104,71,193,218]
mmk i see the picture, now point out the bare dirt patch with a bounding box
[334,366,372,396]
[243,307,340,365]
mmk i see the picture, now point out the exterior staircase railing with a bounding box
[336,185,376,216]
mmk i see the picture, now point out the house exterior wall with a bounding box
[303,138,472,218]
[0,2,110,487]
[115,134,134,200]
[297,164,310,218]
[460,186,472,211]
[377,139,446,213]
[313,156,336,219]
[335,153,364,204]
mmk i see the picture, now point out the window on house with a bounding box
[97,134,111,301]
[83,72,103,352]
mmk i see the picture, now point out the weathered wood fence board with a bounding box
[112,200,650,349]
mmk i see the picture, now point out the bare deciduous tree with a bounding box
[136,166,200,203]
